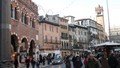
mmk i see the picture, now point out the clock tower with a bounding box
[95,5,105,30]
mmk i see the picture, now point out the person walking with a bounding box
[108,53,118,68]
[65,56,71,68]
[117,54,120,68]
[72,56,76,68]
[86,54,100,68]
[31,58,36,68]
[75,56,83,68]
[14,55,18,68]
[39,54,43,64]
[36,58,40,68]
[25,57,30,68]
[99,54,109,68]
[42,56,45,65]
[83,56,88,68]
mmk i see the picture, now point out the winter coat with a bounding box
[65,59,71,68]
[99,58,109,68]
[75,60,83,68]
[14,58,18,68]
[86,59,99,68]
[108,56,118,68]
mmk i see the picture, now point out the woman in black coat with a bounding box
[75,56,83,68]
[65,56,71,68]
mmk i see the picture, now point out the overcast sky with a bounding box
[32,0,120,34]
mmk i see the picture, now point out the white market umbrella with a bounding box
[94,42,120,47]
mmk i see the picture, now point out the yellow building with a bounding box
[59,17,71,56]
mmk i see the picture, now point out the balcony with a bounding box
[44,39,61,44]
[61,36,68,40]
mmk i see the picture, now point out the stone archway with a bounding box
[29,40,35,57]
[11,35,19,61]
[19,38,28,63]
[11,35,19,52]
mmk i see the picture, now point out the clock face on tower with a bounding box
[97,11,102,15]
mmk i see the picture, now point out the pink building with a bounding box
[39,15,61,54]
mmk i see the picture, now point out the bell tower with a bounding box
[95,5,105,30]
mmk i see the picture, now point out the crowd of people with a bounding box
[64,52,120,68]
[13,53,55,68]
[13,52,120,68]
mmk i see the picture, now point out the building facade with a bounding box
[59,17,70,56]
[75,19,98,47]
[64,16,75,24]
[97,23,106,43]
[68,24,75,49]
[110,27,120,43]
[39,14,61,54]
[11,0,39,62]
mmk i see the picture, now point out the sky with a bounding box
[32,0,120,35]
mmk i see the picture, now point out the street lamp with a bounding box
[0,0,13,68]
[106,0,111,41]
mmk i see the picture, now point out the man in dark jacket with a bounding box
[75,56,83,68]
[86,54,99,68]
[108,54,118,68]
[72,56,76,68]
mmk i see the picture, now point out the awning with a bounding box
[94,42,120,47]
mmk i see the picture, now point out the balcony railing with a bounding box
[44,39,61,44]
[61,36,68,39]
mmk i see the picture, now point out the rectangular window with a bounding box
[52,26,53,32]
[32,21,35,28]
[49,25,51,31]
[15,7,18,20]
[45,24,46,30]
[30,18,32,27]
[81,21,83,25]
[81,31,83,35]
[79,30,80,35]
[24,15,28,25]
[56,27,58,33]
[85,32,86,36]
[55,37,57,43]
[51,36,52,42]
[45,35,47,42]
[11,4,13,18]
[21,13,24,23]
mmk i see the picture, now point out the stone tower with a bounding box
[95,5,105,30]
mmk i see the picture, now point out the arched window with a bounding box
[32,20,35,28]
[21,12,24,22]
[14,7,18,20]
[21,13,28,25]
[11,4,13,18]
[24,14,28,25]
